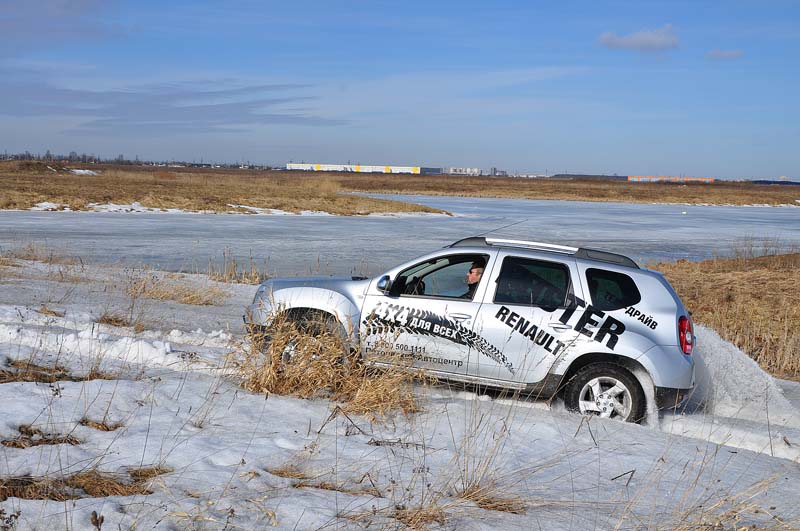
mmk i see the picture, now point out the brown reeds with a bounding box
[96,312,143,332]
[79,418,124,431]
[654,251,800,379]
[0,360,117,384]
[36,305,65,317]
[126,273,228,305]
[1,425,81,448]
[0,466,171,501]
[233,314,420,420]
[207,249,269,284]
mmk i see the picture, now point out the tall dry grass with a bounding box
[206,249,269,284]
[653,251,800,380]
[233,313,420,420]
[125,271,229,306]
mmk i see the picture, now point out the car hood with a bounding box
[263,276,372,294]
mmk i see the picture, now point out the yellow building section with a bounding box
[412,166,421,174]
[355,165,361,172]
[384,166,392,173]
[314,164,321,171]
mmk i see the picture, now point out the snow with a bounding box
[30,201,65,211]
[69,169,99,176]
[1,258,799,529]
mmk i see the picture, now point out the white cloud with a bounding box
[706,49,744,60]
[599,24,678,53]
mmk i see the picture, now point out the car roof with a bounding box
[447,236,639,270]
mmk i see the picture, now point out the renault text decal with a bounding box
[494,306,567,356]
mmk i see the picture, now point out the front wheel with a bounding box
[563,363,645,423]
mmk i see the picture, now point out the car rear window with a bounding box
[494,256,571,308]
[585,268,641,311]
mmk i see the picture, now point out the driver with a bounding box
[460,258,486,299]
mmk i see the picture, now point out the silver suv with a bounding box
[245,237,696,422]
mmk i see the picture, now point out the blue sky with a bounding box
[0,0,798,178]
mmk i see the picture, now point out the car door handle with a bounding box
[548,322,573,331]
[448,313,472,322]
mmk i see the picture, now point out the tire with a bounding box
[563,362,645,423]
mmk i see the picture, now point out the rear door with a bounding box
[470,252,583,385]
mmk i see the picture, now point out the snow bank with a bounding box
[691,325,800,427]
[30,201,65,211]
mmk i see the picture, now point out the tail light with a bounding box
[678,315,694,355]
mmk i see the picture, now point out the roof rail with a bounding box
[448,236,639,269]
[448,236,576,253]
[486,237,578,254]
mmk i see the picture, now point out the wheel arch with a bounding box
[266,287,361,339]
[559,352,649,395]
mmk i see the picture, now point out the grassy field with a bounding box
[0,161,444,215]
[337,172,800,206]
[2,161,798,212]
[654,252,800,380]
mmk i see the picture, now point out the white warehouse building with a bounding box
[286,163,421,174]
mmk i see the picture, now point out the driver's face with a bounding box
[466,266,484,285]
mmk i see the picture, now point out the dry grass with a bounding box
[96,311,144,332]
[36,305,64,317]
[3,161,797,211]
[234,315,420,420]
[207,249,269,284]
[653,251,800,380]
[295,480,382,498]
[1,425,81,448]
[0,161,443,215]
[0,359,117,384]
[1,243,79,266]
[453,483,526,514]
[338,172,800,206]
[80,418,124,431]
[126,273,229,305]
[392,504,447,529]
[0,466,171,501]
[267,464,312,481]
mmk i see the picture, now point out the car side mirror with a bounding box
[376,275,392,293]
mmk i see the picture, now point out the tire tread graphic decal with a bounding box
[362,303,515,375]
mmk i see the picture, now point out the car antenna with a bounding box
[474,218,528,237]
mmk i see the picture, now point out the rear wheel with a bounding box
[564,363,645,423]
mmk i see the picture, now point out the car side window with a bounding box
[585,268,641,311]
[494,256,571,308]
[391,254,488,299]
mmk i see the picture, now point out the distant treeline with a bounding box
[549,174,628,181]
[752,180,800,186]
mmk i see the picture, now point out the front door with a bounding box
[360,252,492,377]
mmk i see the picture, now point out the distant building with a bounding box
[286,163,422,174]
[448,167,482,176]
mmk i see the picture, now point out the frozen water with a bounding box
[2,194,799,277]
